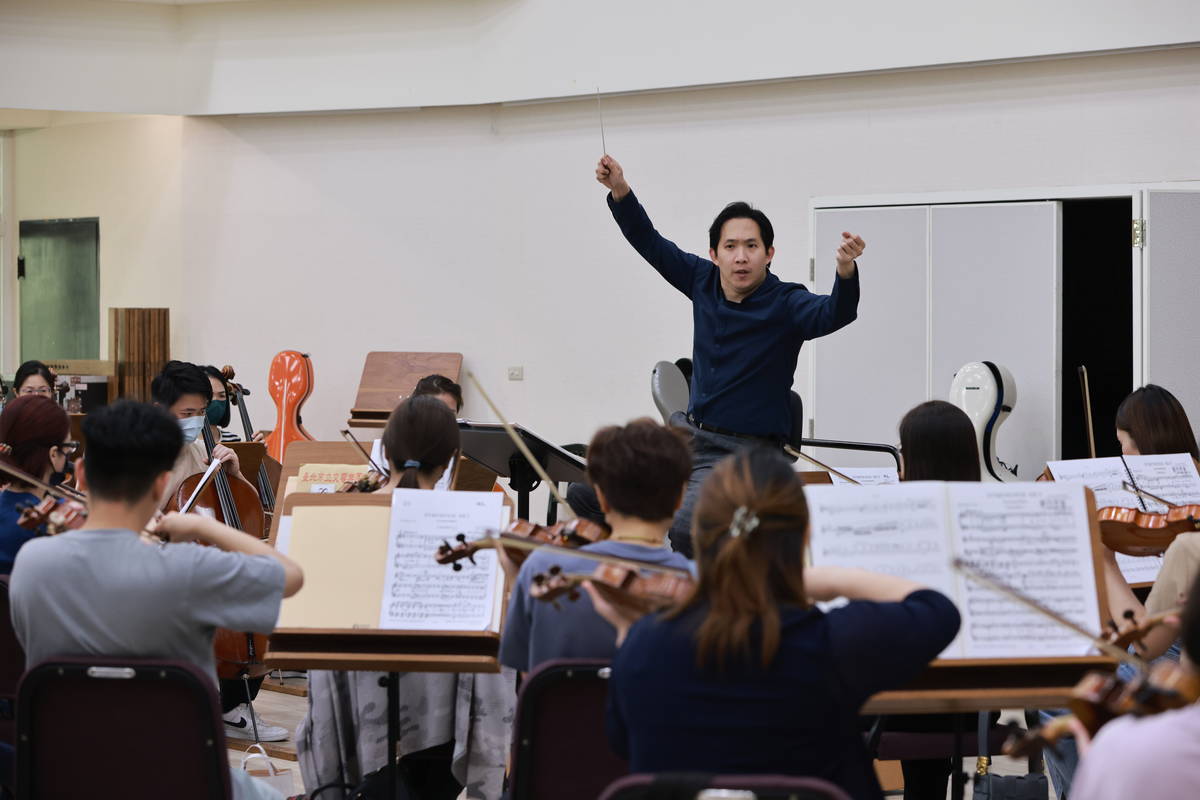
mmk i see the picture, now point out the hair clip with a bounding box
[729,506,760,539]
[0,443,11,455]
[402,459,422,470]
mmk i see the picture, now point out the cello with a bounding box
[171,423,271,681]
[263,350,315,464]
[221,364,281,514]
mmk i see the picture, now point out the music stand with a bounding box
[457,421,586,520]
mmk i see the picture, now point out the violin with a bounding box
[435,517,610,571]
[0,460,89,535]
[1004,660,1200,757]
[529,559,694,614]
[169,424,271,681]
[17,495,88,535]
[221,365,281,514]
[263,350,315,464]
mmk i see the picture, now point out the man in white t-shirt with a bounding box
[9,400,304,800]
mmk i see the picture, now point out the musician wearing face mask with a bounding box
[595,155,864,557]
[202,365,241,443]
[151,361,242,502]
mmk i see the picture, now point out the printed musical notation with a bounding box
[952,483,1099,658]
[1048,453,1200,513]
[807,483,959,597]
[829,467,900,486]
[378,488,503,631]
[807,481,1101,660]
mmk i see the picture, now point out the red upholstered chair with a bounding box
[508,659,628,800]
[0,577,24,746]
[15,658,231,799]
[598,773,854,800]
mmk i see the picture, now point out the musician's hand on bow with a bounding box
[1066,716,1094,757]
[835,232,865,278]
[494,541,522,585]
[596,155,631,201]
[209,443,241,476]
[582,580,643,647]
[155,511,202,544]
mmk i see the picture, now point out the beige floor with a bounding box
[226,698,1055,799]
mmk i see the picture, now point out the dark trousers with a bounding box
[219,675,264,714]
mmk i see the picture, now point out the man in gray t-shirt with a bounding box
[8,400,304,800]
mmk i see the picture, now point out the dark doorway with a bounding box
[1060,199,1133,459]
[18,218,100,362]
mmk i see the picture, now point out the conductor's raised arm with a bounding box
[596,154,708,297]
[595,155,631,201]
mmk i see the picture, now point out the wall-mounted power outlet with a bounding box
[507,366,524,381]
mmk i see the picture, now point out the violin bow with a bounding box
[340,429,390,477]
[1078,365,1097,460]
[0,460,87,503]
[782,445,861,485]
[951,557,1147,670]
[463,370,575,515]
[1120,480,1179,510]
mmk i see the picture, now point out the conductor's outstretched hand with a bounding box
[835,232,866,278]
[596,155,631,201]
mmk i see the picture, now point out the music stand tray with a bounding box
[457,421,586,520]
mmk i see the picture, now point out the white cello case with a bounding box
[949,361,1019,482]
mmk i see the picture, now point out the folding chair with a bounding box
[509,659,627,800]
[0,577,24,746]
[599,773,854,800]
[16,658,231,799]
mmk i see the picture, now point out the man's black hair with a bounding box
[412,374,463,413]
[81,400,183,503]
[708,201,775,251]
[150,360,212,408]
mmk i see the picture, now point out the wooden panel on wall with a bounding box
[107,307,170,402]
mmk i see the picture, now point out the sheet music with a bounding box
[1046,457,1138,510]
[805,483,958,596]
[1047,453,1200,513]
[949,482,1099,659]
[379,488,503,631]
[829,467,900,486]
[371,439,451,491]
[1127,454,1200,510]
[1116,552,1164,585]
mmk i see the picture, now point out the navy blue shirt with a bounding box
[609,191,860,438]
[0,489,46,575]
[499,540,691,672]
[607,589,960,800]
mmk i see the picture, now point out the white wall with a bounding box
[9,47,1200,450]
[4,0,1200,115]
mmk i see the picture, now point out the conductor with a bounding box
[595,155,865,557]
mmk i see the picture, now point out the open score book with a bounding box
[805,481,1105,661]
[276,489,507,633]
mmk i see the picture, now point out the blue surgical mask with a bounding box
[179,415,206,444]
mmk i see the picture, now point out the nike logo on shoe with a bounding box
[226,717,249,729]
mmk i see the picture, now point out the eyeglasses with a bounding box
[18,387,52,396]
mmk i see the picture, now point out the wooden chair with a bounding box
[508,659,627,800]
[16,658,231,799]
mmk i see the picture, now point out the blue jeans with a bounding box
[666,412,785,559]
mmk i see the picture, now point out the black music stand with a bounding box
[457,421,586,520]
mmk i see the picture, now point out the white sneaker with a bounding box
[222,703,288,742]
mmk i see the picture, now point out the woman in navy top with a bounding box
[591,448,960,800]
[0,395,71,574]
